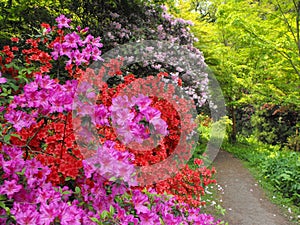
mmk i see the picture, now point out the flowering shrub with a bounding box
[0,15,221,224]
[0,145,221,224]
[67,2,209,109]
[74,66,217,206]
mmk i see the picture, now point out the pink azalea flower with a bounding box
[35,74,56,90]
[82,45,92,61]
[91,47,103,61]
[132,190,149,214]
[59,203,83,225]
[60,43,73,58]
[11,203,41,225]
[116,125,134,144]
[23,80,38,93]
[91,36,103,48]
[64,32,81,48]
[110,95,131,111]
[142,107,161,121]
[4,109,36,131]
[139,211,160,224]
[51,42,61,60]
[73,50,87,66]
[55,14,71,29]
[150,117,168,136]
[49,92,65,113]
[39,202,60,225]
[0,180,22,199]
[0,71,7,84]
[114,163,136,184]
[113,108,134,126]
[2,145,23,161]
[83,34,94,44]
[92,104,110,126]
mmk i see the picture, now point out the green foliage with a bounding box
[193,114,232,160]
[287,132,300,152]
[171,0,300,143]
[235,105,254,136]
[260,151,300,206]
[197,114,232,143]
[251,104,300,146]
[0,0,64,48]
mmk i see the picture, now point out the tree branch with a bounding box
[275,0,298,49]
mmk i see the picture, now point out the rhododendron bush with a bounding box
[0,14,221,225]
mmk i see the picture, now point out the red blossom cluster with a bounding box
[0,45,19,78]
[10,113,83,185]
[79,65,217,207]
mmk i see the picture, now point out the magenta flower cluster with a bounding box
[5,74,77,131]
[0,145,84,225]
[82,140,137,186]
[110,94,168,144]
[0,145,221,224]
[52,15,103,66]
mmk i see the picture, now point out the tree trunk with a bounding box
[230,106,237,143]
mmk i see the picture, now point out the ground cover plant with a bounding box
[0,14,223,225]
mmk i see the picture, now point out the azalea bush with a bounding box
[0,15,221,224]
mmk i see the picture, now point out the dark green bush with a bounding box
[260,151,300,206]
[251,104,299,146]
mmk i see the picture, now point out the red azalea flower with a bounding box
[11,37,19,43]
[41,23,50,29]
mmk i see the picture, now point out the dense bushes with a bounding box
[251,104,300,149]
[233,104,300,150]
[260,151,300,206]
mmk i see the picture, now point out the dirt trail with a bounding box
[213,150,293,225]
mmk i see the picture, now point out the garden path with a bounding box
[213,150,293,225]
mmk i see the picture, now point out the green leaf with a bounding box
[0,201,5,210]
[65,177,72,181]
[109,205,114,214]
[75,186,81,194]
[100,210,108,219]
[10,133,21,139]
[90,217,100,223]
[9,83,19,91]
[16,167,26,175]
[3,134,10,143]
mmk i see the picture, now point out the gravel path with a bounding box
[213,150,293,225]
